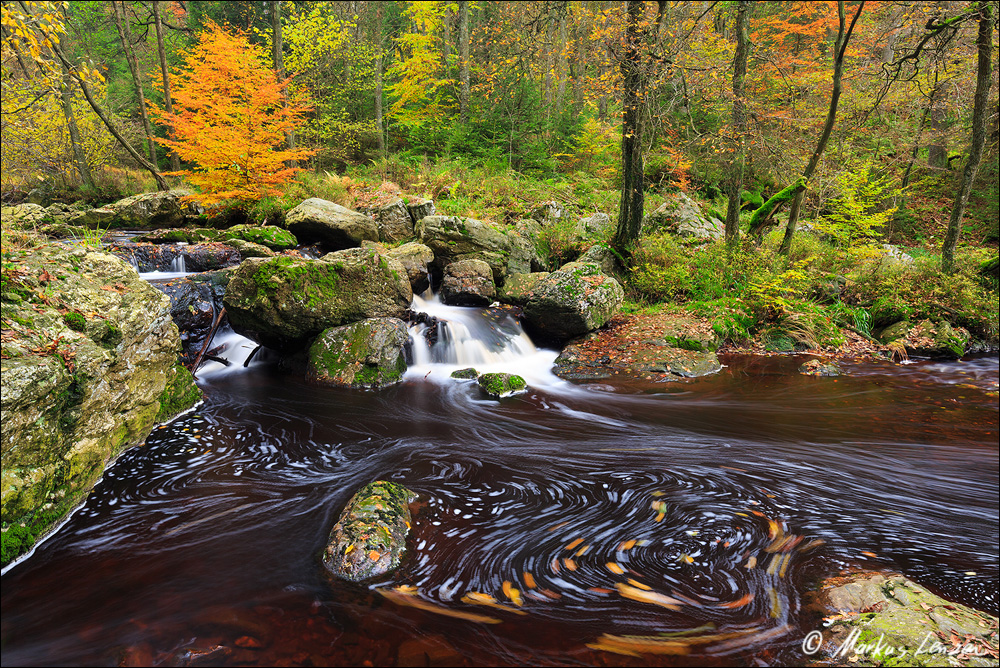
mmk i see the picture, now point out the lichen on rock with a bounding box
[307,317,409,389]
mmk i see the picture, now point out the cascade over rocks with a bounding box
[323,481,417,581]
[307,317,409,389]
[151,270,232,364]
[286,198,378,249]
[440,259,496,306]
[107,241,241,273]
[1,244,200,566]
[223,247,412,351]
[522,262,624,341]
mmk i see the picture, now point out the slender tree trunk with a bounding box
[779,0,864,256]
[271,0,296,167]
[725,0,750,244]
[458,0,470,122]
[152,0,181,172]
[58,64,94,188]
[375,3,386,154]
[612,0,646,260]
[111,1,157,166]
[555,10,568,121]
[942,1,992,274]
[928,77,949,169]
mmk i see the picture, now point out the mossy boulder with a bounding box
[322,481,418,581]
[223,247,412,351]
[799,359,843,376]
[498,272,549,307]
[522,262,624,341]
[415,215,513,283]
[307,318,409,389]
[226,238,276,259]
[133,228,221,244]
[450,367,479,379]
[1,244,199,567]
[219,224,297,251]
[642,192,723,240]
[477,373,527,398]
[440,259,496,306]
[286,198,378,249]
[878,319,970,359]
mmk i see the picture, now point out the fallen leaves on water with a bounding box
[616,583,683,610]
[502,581,523,606]
[717,593,754,609]
[523,572,536,589]
[461,591,529,615]
[379,588,501,624]
[587,627,762,657]
[606,562,626,575]
[564,538,584,551]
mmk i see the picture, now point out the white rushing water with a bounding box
[195,330,261,378]
[405,292,562,388]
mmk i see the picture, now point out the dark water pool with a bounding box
[2,353,997,666]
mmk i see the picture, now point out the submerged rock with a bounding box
[307,318,409,389]
[1,244,200,566]
[286,198,378,249]
[522,262,624,341]
[223,247,412,351]
[477,372,527,398]
[440,259,496,306]
[322,481,417,581]
[798,359,843,376]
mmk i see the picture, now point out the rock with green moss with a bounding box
[307,318,409,388]
[799,359,843,376]
[578,243,621,277]
[322,481,418,581]
[450,367,479,379]
[220,224,297,251]
[101,190,200,228]
[1,244,200,567]
[477,372,527,398]
[416,215,513,283]
[133,228,220,244]
[440,259,496,306]
[816,573,998,667]
[878,319,970,359]
[226,238,276,259]
[523,262,624,341]
[223,247,412,351]
[286,198,378,249]
[499,272,549,306]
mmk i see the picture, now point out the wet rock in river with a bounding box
[798,359,843,376]
[440,259,496,306]
[450,367,479,380]
[477,372,527,398]
[522,262,624,341]
[323,481,418,581]
[307,317,409,389]
[286,198,378,250]
[877,319,970,359]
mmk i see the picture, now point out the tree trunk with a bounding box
[58,64,94,188]
[941,0,992,274]
[271,0,296,166]
[152,0,181,172]
[779,0,864,256]
[724,0,750,244]
[612,0,646,261]
[112,1,157,166]
[458,0,470,122]
[375,3,386,153]
[555,10,568,121]
[927,78,949,169]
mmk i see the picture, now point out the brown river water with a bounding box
[2,299,997,667]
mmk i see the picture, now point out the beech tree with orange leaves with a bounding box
[149,20,314,205]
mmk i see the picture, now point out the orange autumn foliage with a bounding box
[150,20,314,205]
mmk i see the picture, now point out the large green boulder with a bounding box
[307,318,409,388]
[1,244,199,566]
[223,247,412,351]
[522,262,624,341]
[286,198,378,249]
[477,373,527,398]
[498,272,549,307]
[384,241,434,294]
[322,481,418,581]
[219,224,297,251]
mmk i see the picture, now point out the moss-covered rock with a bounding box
[133,228,221,244]
[375,199,415,244]
[322,481,417,581]
[416,215,513,283]
[307,318,409,388]
[799,359,843,376]
[522,262,624,341]
[477,372,527,398]
[101,190,201,229]
[440,259,496,306]
[450,367,479,379]
[223,247,412,351]
[878,320,970,359]
[498,272,549,307]
[286,198,378,249]
[1,244,199,567]
[226,238,276,259]
[220,224,297,251]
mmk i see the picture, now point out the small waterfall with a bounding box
[127,254,140,273]
[406,293,560,387]
[169,254,187,273]
[196,330,263,378]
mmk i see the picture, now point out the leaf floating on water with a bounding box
[717,593,754,609]
[779,554,791,578]
[860,550,878,558]
[616,583,683,610]
[618,539,637,551]
[650,491,666,497]
[574,544,592,557]
[546,521,570,532]
[745,555,757,570]
[550,557,560,573]
[606,562,626,575]
[768,586,781,618]
[461,592,529,615]
[655,512,666,523]
[797,538,825,552]
[379,589,501,624]
[564,558,578,571]
[587,627,761,657]
[677,553,694,564]
[720,465,746,472]
[502,581,523,606]
[394,585,418,595]
[523,572,536,589]
[627,578,652,590]
[588,587,615,595]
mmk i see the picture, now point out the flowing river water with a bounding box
[2,294,997,666]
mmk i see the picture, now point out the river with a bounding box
[2,296,997,666]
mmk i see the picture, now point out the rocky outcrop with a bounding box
[405,197,435,224]
[643,192,723,240]
[375,199,414,244]
[384,242,434,294]
[286,198,378,249]
[322,481,417,581]
[151,270,231,364]
[440,259,496,306]
[1,244,200,566]
[106,241,241,273]
[307,318,409,388]
[478,373,527,398]
[522,262,624,341]
[877,320,970,359]
[223,247,412,351]
[815,572,998,667]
